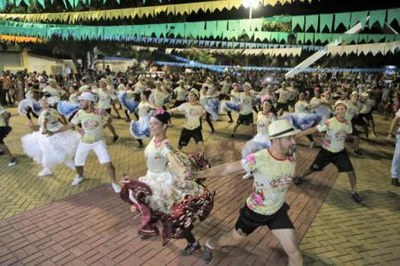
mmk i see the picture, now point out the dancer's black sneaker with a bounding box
[293,176,305,185]
[181,241,200,256]
[350,192,362,203]
[113,135,120,143]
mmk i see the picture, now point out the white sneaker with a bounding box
[8,157,17,167]
[71,176,84,186]
[111,183,121,193]
[370,133,377,138]
[242,172,253,179]
[38,168,52,177]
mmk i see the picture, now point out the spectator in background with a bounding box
[0,72,13,105]
[65,64,72,81]
[387,107,400,186]
[0,104,17,166]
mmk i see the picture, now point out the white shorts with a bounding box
[74,140,111,166]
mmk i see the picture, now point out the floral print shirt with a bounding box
[242,149,295,215]
[71,109,110,143]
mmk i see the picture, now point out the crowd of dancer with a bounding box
[1,66,400,265]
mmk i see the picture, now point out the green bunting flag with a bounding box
[387,8,400,25]
[291,16,304,31]
[319,14,333,32]
[305,15,319,31]
[36,0,45,8]
[334,12,350,31]
[368,10,387,29]
[350,11,368,28]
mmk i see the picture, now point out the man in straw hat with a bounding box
[46,92,121,193]
[195,119,303,265]
[293,102,362,203]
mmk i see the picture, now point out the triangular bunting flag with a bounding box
[368,10,387,29]
[334,12,350,30]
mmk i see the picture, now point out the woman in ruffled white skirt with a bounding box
[21,98,80,177]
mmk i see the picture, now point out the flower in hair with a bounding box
[261,95,270,103]
[155,108,165,115]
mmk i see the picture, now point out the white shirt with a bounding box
[239,93,253,115]
[295,100,309,113]
[317,116,352,153]
[177,102,205,130]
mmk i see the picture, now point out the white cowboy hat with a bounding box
[190,88,200,98]
[268,119,300,139]
[78,92,97,102]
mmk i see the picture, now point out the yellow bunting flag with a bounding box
[0,34,46,43]
[0,0,307,23]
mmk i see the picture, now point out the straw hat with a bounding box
[190,88,200,98]
[78,92,96,102]
[268,119,300,139]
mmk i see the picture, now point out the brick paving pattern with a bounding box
[0,108,399,265]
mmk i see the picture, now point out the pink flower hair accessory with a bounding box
[155,108,165,115]
[261,95,270,103]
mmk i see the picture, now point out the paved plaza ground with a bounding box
[0,107,399,265]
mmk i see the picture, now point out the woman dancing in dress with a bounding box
[130,90,155,148]
[21,98,80,176]
[18,83,41,126]
[120,109,215,255]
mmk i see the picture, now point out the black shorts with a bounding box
[350,122,359,136]
[0,126,12,144]
[359,112,373,121]
[310,148,354,173]
[352,116,367,127]
[178,126,203,147]
[237,113,253,125]
[234,203,294,236]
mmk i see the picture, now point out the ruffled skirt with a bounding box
[18,99,41,116]
[120,170,215,245]
[130,115,151,139]
[118,91,139,113]
[242,133,271,158]
[220,100,240,113]
[57,101,80,118]
[202,98,220,121]
[281,112,321,130]
[21,128,80,169]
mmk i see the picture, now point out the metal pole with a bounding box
[249,6,253,30]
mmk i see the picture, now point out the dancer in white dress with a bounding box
[57,84,80,122]
[199,87,218,134]
[18,83,41,126]
[220,82,241,123]
[130,90,155,148]
[120,110,215,255]
[21,98,80,176]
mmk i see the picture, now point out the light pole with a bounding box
[243,0,259,30]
